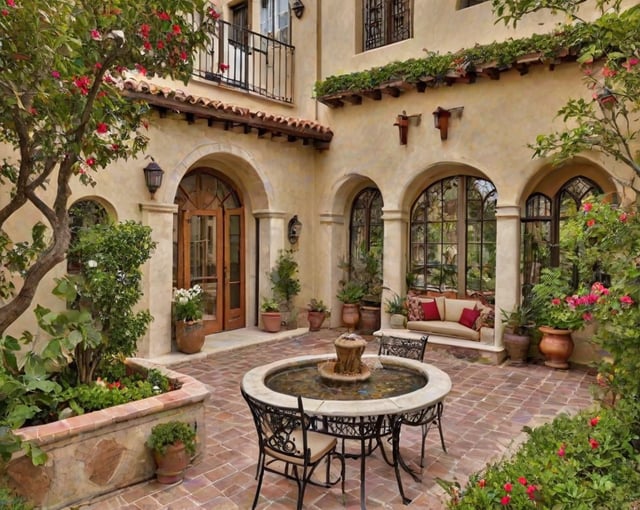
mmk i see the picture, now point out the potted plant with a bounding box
[269,249,301,329]
[146,421,197,484]
[337,281,365,331]
[307,298,330,331]
[260,296,282,333]
[173,284,205,354]
[500,304,532,365]
[384,292,407,329]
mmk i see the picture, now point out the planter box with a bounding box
[6,359,210,510]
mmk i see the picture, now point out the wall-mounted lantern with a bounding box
[142,156,164,198]
[596,87,617,109]
[393,110,422,145]
[433,106,464,141]
[288,215,302,244]
[291,0,305,19]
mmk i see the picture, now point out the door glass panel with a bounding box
[229,214,241,309]
[190,215,218,320]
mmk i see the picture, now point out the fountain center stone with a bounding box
[318,333,372,382]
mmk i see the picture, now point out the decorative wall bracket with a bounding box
[433,106,464,140]
[393,110,422,145]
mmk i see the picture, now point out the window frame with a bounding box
[363,0,413,52]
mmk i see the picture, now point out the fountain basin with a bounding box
[242,354,452,418]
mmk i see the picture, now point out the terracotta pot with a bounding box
[175,320,205,354]
[307,310,327,331]
[503,332,530,365]
[538,326,574,369]
[261,312,281,333]
[341,303,360,331]
[153,441,189,484]
[359,305,381,334]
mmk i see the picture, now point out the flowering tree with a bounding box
[491,1,640,192]
[0,0,215,336]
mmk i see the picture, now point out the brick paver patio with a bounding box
[82,329,595,510]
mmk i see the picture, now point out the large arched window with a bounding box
[349,187,383,264]
[522,176,602,295]
[67,199,109,273]
[409,176,497,300]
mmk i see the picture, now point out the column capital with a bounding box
[139,202,178,214]
[495,205,522,219]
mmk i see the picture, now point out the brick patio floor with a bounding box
[81,329,595,510]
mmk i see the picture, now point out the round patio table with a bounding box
[241,354,452,509]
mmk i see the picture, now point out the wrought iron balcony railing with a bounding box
[193,20,295,104]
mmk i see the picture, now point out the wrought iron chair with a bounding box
[241,388,345,510]
[377,335,447,467]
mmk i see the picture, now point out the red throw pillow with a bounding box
[421,300,441,321]
[459,307,481,329]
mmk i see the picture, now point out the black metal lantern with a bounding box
[288,215,302,244]
[291,0,305,19]
[143,157,164,198]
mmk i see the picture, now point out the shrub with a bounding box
[146,421,197,456]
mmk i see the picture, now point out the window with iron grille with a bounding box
[458,0,488,8]
[363,0,412,51]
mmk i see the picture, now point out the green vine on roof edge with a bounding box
[313,8,636,98]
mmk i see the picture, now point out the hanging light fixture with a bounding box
[291,0,305,19]
[142,156,164,198]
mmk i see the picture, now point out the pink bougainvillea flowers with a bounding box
[558,443,566,457]
[620,295,634,306]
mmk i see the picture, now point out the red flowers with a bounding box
[586,218,596,227]
[557,443,566,457]
[96,123,108,134]
[589,437,600,449]
[73,75,91,95]
[590,416,600,427]
[90,29,101,40]
[583,202,593,212]
[218,62,230,72]
[504,482,512,493]
[620,295,634,306]
[500,495,511,505]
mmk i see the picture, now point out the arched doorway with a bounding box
[174,169,245,334]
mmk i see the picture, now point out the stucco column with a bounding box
[139,201,178,358]
[319,212,345,327]
[494,205,522,348]
[253,210,287,320]
[381,208,408,328]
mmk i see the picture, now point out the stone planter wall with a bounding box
[6,359,210,510]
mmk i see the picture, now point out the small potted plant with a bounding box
[146,421,197,484]
[501,304,533,365]
[307,298,330,331]
[173,285,205,353]
[260,296,282,333]
[384,292,407,329]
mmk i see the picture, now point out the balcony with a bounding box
[193,20,295,104]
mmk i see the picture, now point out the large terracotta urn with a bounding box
[175,320,205,354]
[538,326,574,369]
[307,311,327,332]
[341,303,360,331]
[261,312,282,333]
[359,305,381,334]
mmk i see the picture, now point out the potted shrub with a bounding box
[260,296,282,333]
[500,304,532,365]
[173,284,205,354]
[384,292,407,329]
[307,298,330,331]
[337,281,365,331]
[269,249,301,329]
[146,421,197,484]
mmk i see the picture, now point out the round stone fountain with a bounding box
[317,333,371,382]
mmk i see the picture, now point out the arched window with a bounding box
[409,176,497,300]
[67,199,109,273]
[522,176,602,294]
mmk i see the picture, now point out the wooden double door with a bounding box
[175,171,245,335]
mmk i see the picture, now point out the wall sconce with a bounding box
[142,156,164,198]
[433,106,464,141]
[596,87,617,110]
[291,0,305,19]
[393,110,422,145]
[288,215,302,244]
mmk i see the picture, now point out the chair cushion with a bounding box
[421,300,441,321]
[459,307,480,329]
[265,429,337,465]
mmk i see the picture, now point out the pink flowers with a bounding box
[623,58,639,71]
[558,444,566,457]
[583,202,593,212]
[619,212,628,222]
[602,65,617,77]
[90,29,101,40]
[51,70,61,79]
[504,482,512,493]
[586,218,596,227]
[500,495,511,505]
[620,295,634,306]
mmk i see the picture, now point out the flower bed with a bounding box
[4,359,209,510]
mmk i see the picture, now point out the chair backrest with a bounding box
[241,388,309,462]
[378,335,428,361]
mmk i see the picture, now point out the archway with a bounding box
[174,168,245,334]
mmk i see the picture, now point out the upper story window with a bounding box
[458,0,488,8]
[260,0,290,43]
[363,0,412,51]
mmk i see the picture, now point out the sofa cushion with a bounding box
[444,298,478,322]
[459,307,481,329]
[406,296,424,321]
[407,320,480,341]
[421,300,441,321]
